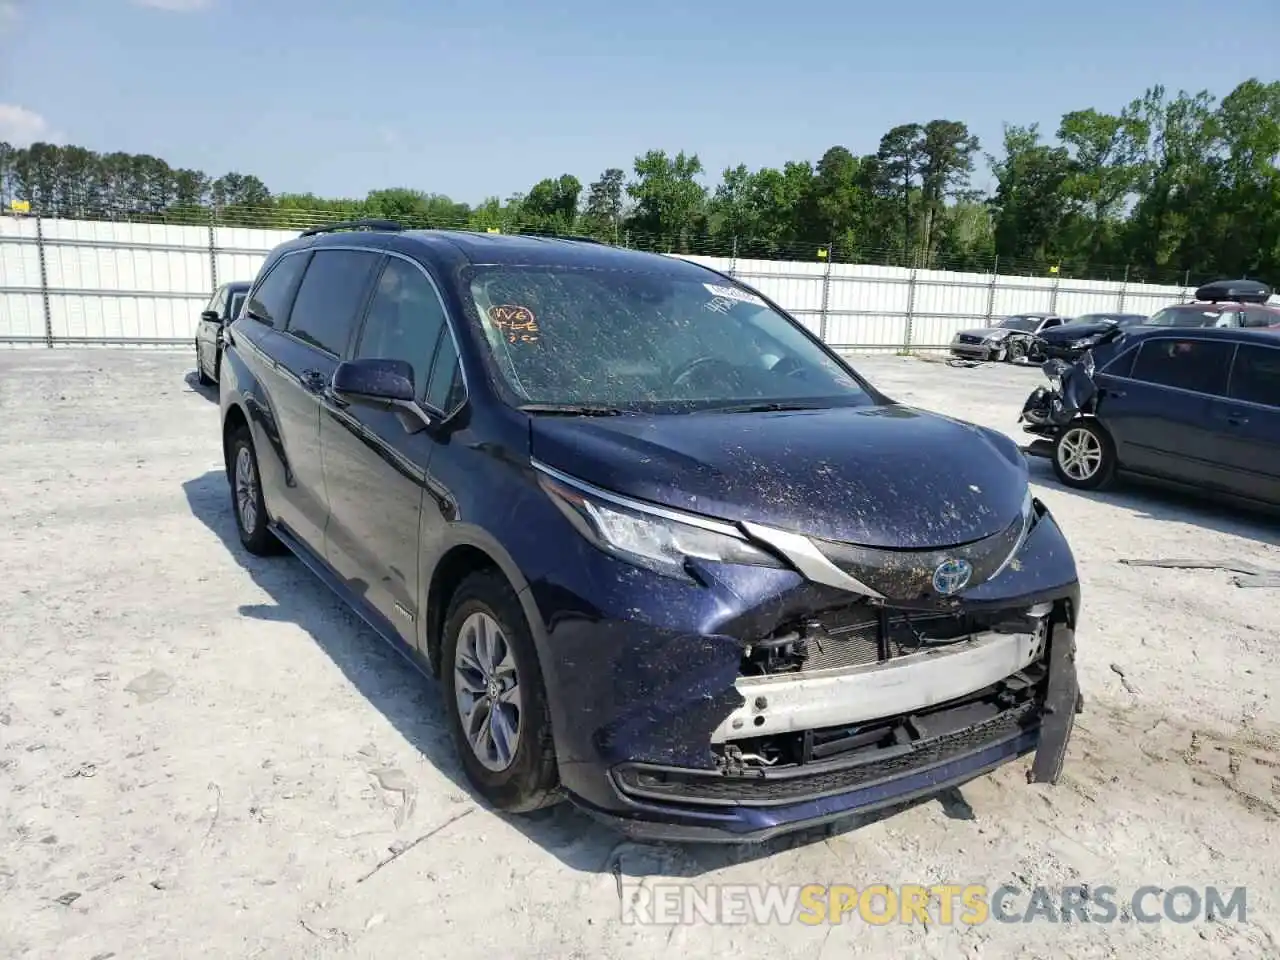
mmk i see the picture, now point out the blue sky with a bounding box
[1,0,1277,204]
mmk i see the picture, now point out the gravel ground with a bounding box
[1,349,1277,960]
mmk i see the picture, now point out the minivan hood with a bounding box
[529,405,1029,549]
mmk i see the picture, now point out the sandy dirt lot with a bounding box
[1,349,1277,959]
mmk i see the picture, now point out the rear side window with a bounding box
[247,253,310,327]
[1131,338,1234,396]
[1243,307,1279,329]
[1229,345,1280,408]
[287,250,382,355]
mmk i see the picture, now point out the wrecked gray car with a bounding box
[951,313,1069,363]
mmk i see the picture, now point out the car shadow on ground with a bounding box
[181,468,968,878]
[1026,459,1280,549]
[183,369,218,403]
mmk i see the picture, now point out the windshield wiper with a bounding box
[709,400,829,413]
[518,403,628,417]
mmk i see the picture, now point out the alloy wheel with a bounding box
[234,445,259,534]
[1057,427,1103,481]
[453,611,522,772]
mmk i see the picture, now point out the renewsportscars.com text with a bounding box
[621,883,1248,926]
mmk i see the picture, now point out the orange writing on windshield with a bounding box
[489,304,540,344]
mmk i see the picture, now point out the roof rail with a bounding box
[299,218,404,238]
[555,234,609,245]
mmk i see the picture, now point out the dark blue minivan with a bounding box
[217,221,1082,842]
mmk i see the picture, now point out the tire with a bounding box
[1027,341,1046,364]
[197,346,214,386]
[1051,419,1116,491]
[441,570,560,813]
[226,425,280,555]
[1007,338,1027,363]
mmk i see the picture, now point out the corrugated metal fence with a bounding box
[0,214,1215,351]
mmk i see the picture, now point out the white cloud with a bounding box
[132,0,212,10]
[0,104,63,147]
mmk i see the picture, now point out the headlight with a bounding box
[985,330,1010,341]
[535,469,785,580]
[990,487,1037,580]
[1069,337,1094,349]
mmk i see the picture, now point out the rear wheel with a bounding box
[441,571,560,813]
[1052,420,1116,491]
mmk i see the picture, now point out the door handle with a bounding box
[1214,408,1248,426]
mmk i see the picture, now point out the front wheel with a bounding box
[227,426,280,555]
[441,571,560,813]
[1006,338,1028,363]
[1051,420,1116,490]
[197,346,214,386]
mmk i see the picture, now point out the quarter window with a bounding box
[206,286,226,314]
[1130,338,1234,396]
[425,332,465,412]
[287,250,382,355]
[246,252,310,328]
[1228,344,1280,408]
[1101,346,1137,378]
[354,258,448,396]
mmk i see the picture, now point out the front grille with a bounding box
[614,695,1041,807]
[958,334,983,344]
[740,604,1040,677]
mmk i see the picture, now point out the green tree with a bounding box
[626,149,707,251]
[522,174,581,233]
[917,120,981,264]
[987,123,1072,269]
[1056,106,1148,265]
[581,167,626,240]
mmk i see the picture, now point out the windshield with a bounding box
[467,267,876,411]
[1146,306,1231,328]
[994,316,1041,332]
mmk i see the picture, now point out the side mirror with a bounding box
[200,310,221,324]
[332,358,415,403]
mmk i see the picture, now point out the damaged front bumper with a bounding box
[526,504,1081,844]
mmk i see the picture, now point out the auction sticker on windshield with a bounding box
[703,283,766,307]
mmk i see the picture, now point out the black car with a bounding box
[1020,325,1280,504]
[218,219,1081,843]
[1028,313,1149,363]
[196,280,250,386]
